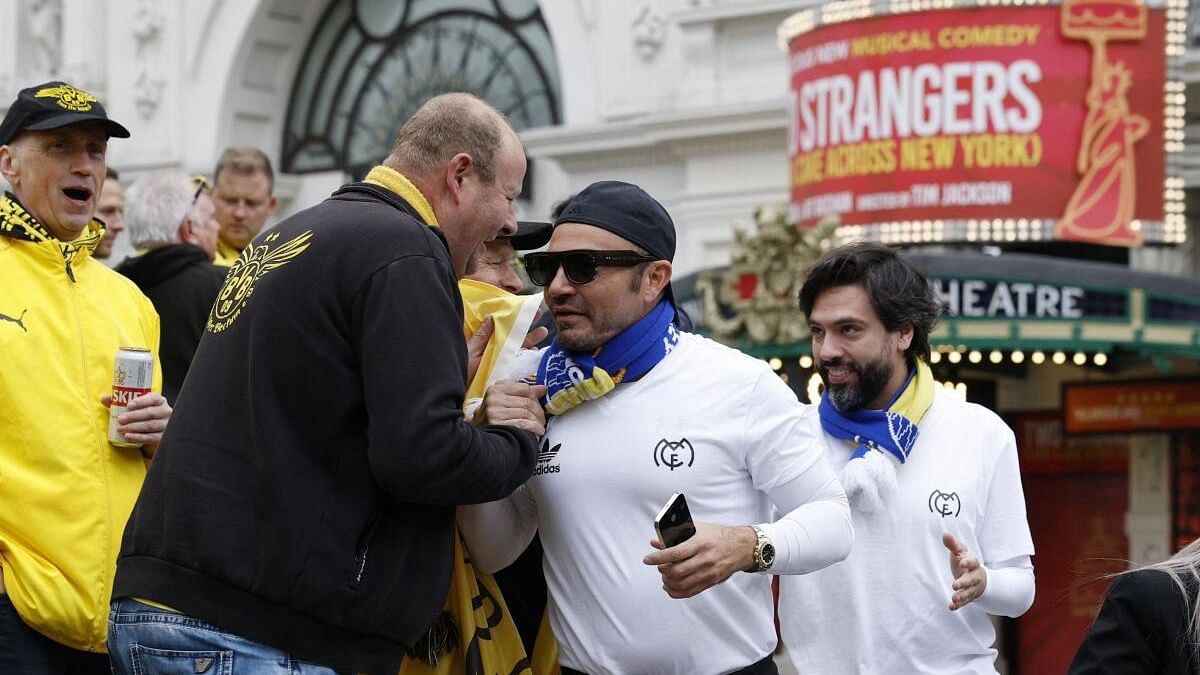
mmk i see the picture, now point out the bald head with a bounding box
[382,93,526,280]
[384,93,515,185]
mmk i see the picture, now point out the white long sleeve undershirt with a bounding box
[976,555,1036,617]
[460,465,853,576]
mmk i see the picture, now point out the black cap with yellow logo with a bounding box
[0,81,130,145]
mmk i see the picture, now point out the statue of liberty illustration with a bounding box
[1055,0,1149,247]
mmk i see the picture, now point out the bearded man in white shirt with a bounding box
[779,241,1036,674]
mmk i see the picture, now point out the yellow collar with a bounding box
[214,238,241,266]
[363,166,439,228]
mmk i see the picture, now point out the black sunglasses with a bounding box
[523,249,659,286]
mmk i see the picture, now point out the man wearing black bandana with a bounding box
[460,181,854,675]
[0,80,171,674]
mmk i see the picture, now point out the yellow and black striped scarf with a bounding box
[0,192,104,279]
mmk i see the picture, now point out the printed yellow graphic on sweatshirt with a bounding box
[208,230,313,332]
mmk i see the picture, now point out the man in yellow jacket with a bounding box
[210,145,278,266]
[0,80,172,674]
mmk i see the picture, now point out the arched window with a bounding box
[282,0,561,177]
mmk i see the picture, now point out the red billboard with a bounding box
[785,2,1168,246]
[1063,379,1200,433]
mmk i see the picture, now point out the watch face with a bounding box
[761,543,776,568]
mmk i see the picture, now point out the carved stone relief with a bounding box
[632,5,666,61]
[28,0,62,77]
[132,0,165,119]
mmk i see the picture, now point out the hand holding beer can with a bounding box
[109,347,154,447]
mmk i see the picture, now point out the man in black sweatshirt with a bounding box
[116,170,227,404]
[108,93,546,675]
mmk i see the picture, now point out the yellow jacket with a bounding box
[0,194,161,652]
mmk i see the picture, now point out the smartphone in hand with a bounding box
[654,492,697,548]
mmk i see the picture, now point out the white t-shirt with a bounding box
[778,388,1035,674]
[461,332,852,675]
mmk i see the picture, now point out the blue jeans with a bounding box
[0,593,110,675]
[107,598,346,675]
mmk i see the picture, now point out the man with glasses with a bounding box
[109,93,545,675]
[460,180,853,675]
[116,171,226,404]
[467,219,550,293]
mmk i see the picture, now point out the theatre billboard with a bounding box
[781,0,1186,247]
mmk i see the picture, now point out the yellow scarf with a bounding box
[364,166,438,227]
[460,279,543,400]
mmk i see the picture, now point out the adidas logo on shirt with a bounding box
[534,438,562,476]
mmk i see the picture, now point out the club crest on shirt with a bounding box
[928,489,961,518]
[653,438,694,471]
[207,230,313,333]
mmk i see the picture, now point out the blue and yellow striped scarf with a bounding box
[818,359,935,511]
[536,300,679,416]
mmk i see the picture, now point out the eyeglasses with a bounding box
[190,175,211,206]
[523,249,659,286]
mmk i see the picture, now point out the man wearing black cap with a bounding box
[458,218,552,656]
[466,220,550,293]
[460,180,854,675]
[0,81,171,673]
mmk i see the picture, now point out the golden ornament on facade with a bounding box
[698,206,837,344]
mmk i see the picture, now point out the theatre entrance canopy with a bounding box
[679,249,1200,365]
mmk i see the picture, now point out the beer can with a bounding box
[108,347,154,447]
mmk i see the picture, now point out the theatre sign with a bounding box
[779,0,1187,247]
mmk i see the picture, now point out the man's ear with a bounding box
[896,324,914,353]
[444,153,474,203]
[0,145,20,188]
[645,260,672,302]
[266,195,278,215]
[178,218,197,245]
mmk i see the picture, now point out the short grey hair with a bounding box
[385,92,511,184]
[125,170,197,249]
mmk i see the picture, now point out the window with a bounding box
[282,0,561,177]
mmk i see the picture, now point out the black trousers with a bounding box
[561,653,778,675]
[0,593,111,675]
